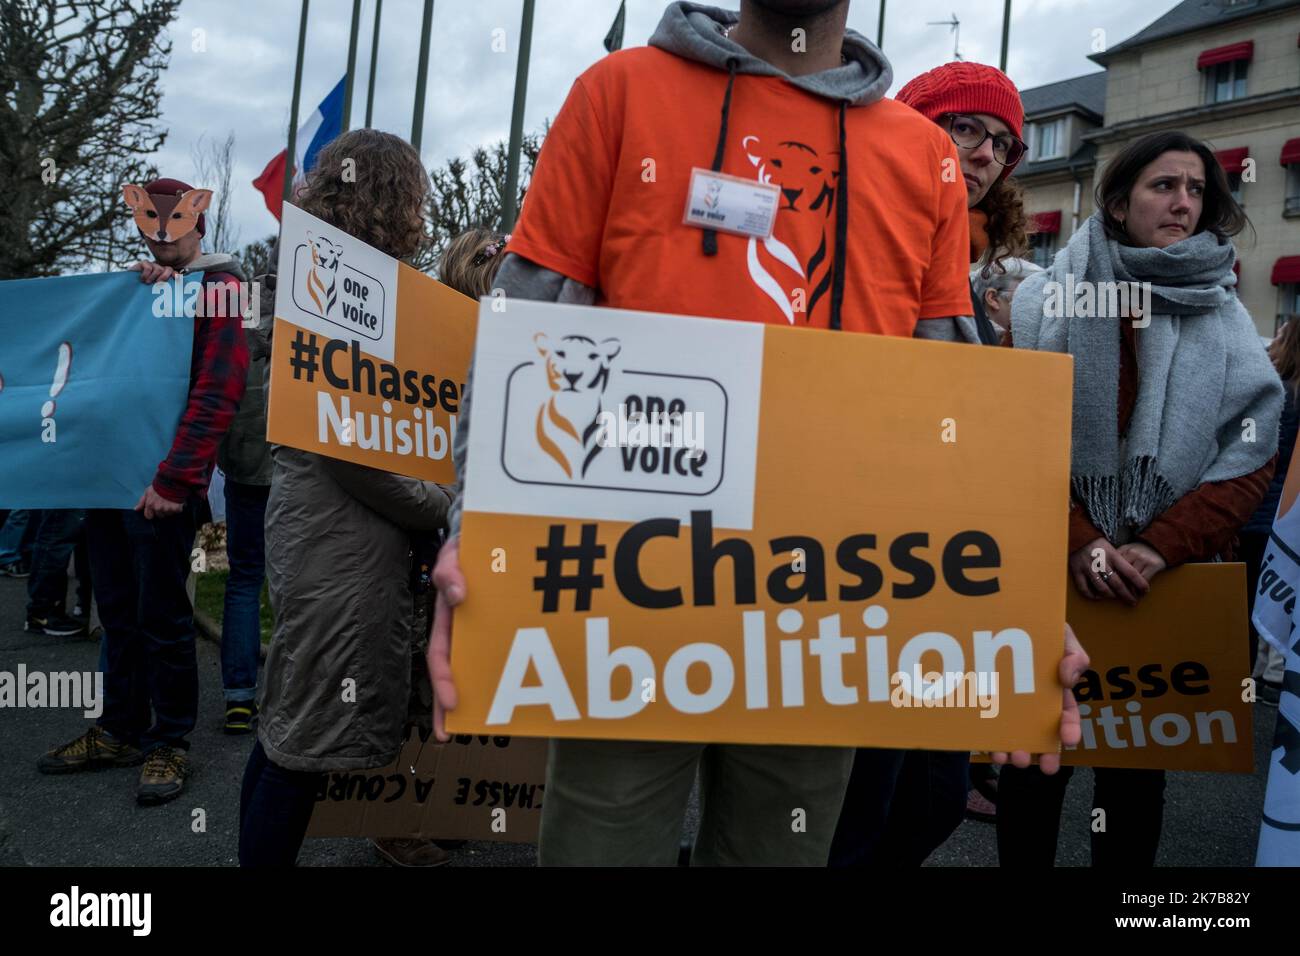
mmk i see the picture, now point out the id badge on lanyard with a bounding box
[682,167,780,240]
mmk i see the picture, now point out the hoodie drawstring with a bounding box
[702,58,740,257]
[702,63,851,333]
[830,99,848,331]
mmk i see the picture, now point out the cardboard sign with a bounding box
[266,203,477,483]
[1060,564,1254,772]
[306,731,549,842]
[449,298,1075,753]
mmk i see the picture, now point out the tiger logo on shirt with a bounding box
[741,136,839,325]
[532,332,622,479]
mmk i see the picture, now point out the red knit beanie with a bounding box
[896,62,1025,179]
[144,177,206,237]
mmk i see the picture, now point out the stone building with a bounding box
[1012,0,1300,334]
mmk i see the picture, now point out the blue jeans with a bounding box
[0,510,34,565]
[221,481,269,703]
[238,738,320,866]
[27,510,87,615]
[829,748,970,867]
[88,504,200,753]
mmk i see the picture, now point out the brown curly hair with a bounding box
[977,176,1030,272]
[295,129,429,261]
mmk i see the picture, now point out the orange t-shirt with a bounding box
[508,47,971,337]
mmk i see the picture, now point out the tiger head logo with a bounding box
[533,332,621,479]
[742,135,840,324]
[304,232,344,317]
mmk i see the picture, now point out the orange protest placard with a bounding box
[265,203,477,483]
[448,298,1074,753]
[1059,564,1254,772]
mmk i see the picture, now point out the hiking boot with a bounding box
[25,609,85,636]
[371,838,451,868]
[223,701,258,735]
[137,747,191,806]
[1,560,30,578]
[37,726,143,774]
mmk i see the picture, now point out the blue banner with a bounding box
[0,272,194,508]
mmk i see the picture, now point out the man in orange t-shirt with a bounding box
[428,1,1079,866]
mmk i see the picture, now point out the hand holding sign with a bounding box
[1070,536,1149,606]
[429,534,465,742]
[990,623,1089,774]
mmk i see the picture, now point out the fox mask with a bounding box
[122,184,213,242]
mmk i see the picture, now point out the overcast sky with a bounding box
[155,0,1185,251]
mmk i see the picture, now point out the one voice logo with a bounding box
[503,331,727,495]
[290,229,386,343]
[50,886,151,936]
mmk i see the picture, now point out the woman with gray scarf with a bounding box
[1000,131,1283,867]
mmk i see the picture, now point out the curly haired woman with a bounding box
[238,129,454,867]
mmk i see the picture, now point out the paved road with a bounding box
[0,575,1277,867]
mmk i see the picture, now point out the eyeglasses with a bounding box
[943,114,1026,167]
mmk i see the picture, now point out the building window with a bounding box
[1282,285,1300,333]
[1028,118,1066,162]
[1204,59,1248,104]
[1286,165,1300,218]
[1029,232,1057,269]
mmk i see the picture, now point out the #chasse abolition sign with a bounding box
[450,298,1075,753]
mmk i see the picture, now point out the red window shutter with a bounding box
[1281,139,1300,166]
[1273,256,1300,286]
[1028,211,1062,234]
[1215,147,1250,174]
[1197,41,1254,69]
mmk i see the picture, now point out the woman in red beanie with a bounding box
[828,62,1031,868]
[896,61,1031,285]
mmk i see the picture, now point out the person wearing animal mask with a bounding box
[37,178,250,809]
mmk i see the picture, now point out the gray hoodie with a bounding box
[650,2,891,106]
[448,2,975,534]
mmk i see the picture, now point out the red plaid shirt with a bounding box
[151,270,250,503]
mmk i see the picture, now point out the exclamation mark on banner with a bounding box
[41,342,72,444]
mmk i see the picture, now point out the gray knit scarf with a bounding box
[1010,213,1281,544]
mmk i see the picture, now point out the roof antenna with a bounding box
[926,13,962,61]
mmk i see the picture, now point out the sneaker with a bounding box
[371,838,451,867]
[0,560,30,578]
[223,701,258,735]
[25,610,85,637]
[137,747,191,806]
[966,787,998,823]
[37,726,144,774]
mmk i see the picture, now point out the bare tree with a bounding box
[0,0,181,278]
[236,233,277,279]
[414,126,544,273]
[191,130,239,253]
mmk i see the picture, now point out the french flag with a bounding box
[253,77,346,221]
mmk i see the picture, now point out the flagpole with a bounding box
[283,0,310,205]
[365,0,383,127]
[411,0,435,152]
[999,0,1011,72]
[342,0,362,131]
[501,0,536,230]
[876,0,885,49]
